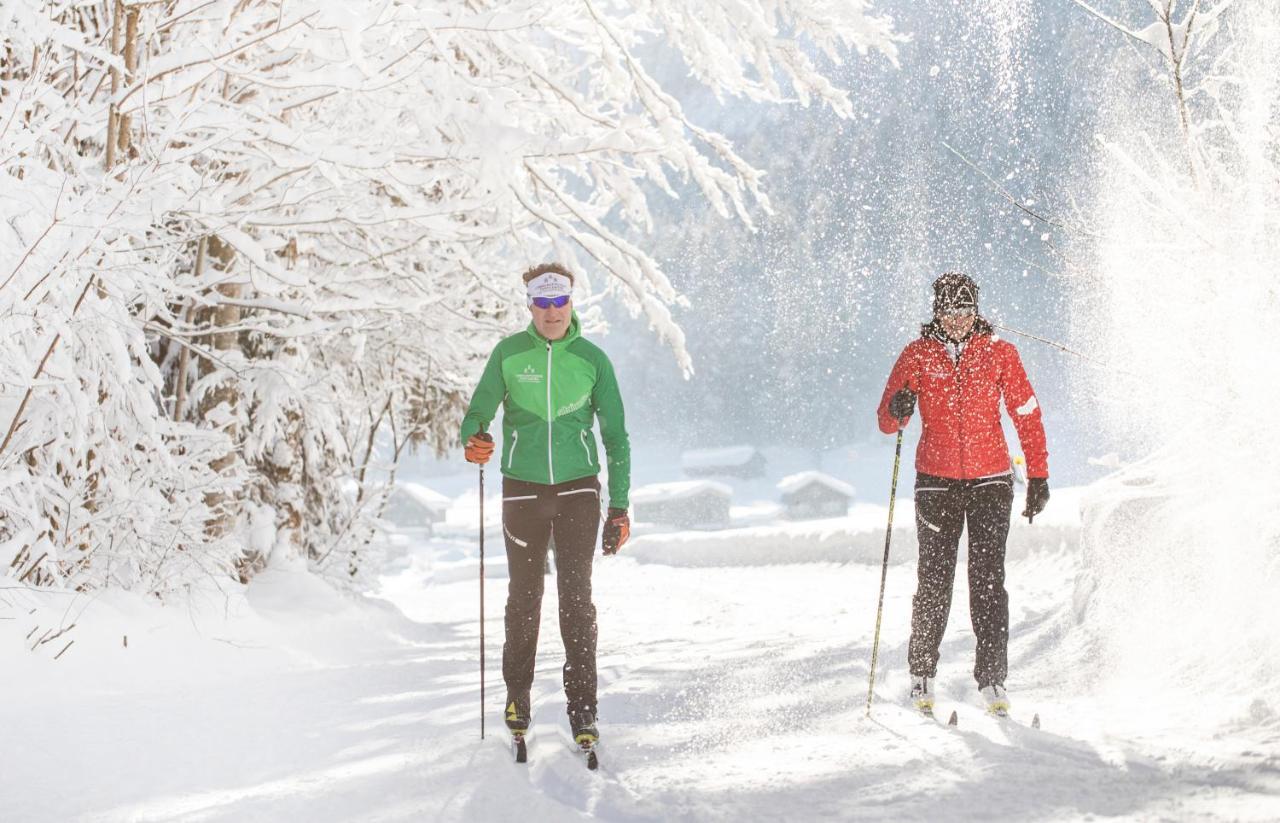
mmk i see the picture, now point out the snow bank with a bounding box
[1073,456,1280,729]
[406,489,1085,580]
[1,551,427,695]
[626,494,1082,568]
[0,553,444,822]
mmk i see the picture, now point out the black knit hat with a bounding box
[932,271,979,315]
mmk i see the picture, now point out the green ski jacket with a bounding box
[460,313,631,508]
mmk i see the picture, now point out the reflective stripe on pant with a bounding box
[908,472,1013,688]
[501,474,601,718]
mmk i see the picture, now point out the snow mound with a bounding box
[626,499,1079,568]
[3,554,429,695]
[1073,456,1280,732]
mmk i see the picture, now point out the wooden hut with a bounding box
[777,471,855,520]
[632,480,732,530]
[383,482,451,534]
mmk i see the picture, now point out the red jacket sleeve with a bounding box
[877,344,918,434]
[998,342,1049,478]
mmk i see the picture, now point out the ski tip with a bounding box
[947,710,958,726]
[586,750,599,771]
[1031,713,1041,730]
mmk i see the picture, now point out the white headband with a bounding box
[526,272,573,305]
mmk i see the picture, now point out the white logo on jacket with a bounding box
[557,393,590,417]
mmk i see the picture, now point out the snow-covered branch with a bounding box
[1,0,897,598]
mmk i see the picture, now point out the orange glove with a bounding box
[602,507,630,555]
[465,432,495,464]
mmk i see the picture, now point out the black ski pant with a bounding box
[908,472,1014,688]
[501,474,601,719]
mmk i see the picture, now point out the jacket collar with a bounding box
[920,316,994,345]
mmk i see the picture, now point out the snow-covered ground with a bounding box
[4,485,1278,822]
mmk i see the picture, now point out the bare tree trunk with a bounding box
[198,235,254,579]
[117,4,139,159]
[348,395,393,578]
[104,0,122,170]
[1164,0,1201,186]
[172,237,206,422]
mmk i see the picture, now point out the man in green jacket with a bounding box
[461,263,631,749]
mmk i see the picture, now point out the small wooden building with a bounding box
[777,471,855,520]
[383,482,451,534]
[680,446,767,479]
[632,480,732,530]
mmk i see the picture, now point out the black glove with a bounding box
[889,388,916,421]
[1023,478,1050,523]
[601,507,630,555]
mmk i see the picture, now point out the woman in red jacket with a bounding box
[876,272,1050,717]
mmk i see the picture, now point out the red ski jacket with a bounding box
[877,332,1049,479]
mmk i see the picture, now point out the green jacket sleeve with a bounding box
[592,352,630,509]
[460,344,506,444]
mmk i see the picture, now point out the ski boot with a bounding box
[980,683,1010,718]
[569,710,599,771]
[910,675,935,718]
[505,694,530,763]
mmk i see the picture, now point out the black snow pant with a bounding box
[501,474,601,719]
[908,472,1014,688]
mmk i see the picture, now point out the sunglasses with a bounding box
[532,295,571,309]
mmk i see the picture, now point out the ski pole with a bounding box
[479,461,486,741]
[866,426,905,717]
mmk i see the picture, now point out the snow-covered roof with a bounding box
[1088,453,1123,469]
[395,482,452,512]
[776,471,856,500]
[631,480,733,505]
[680,446,761,470]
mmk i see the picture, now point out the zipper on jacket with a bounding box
[546,341,555,484]
[507,430,519,469]
[579,430,593,466]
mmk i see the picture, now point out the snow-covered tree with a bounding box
[1067,0,1280,705]
[1,1,899,595]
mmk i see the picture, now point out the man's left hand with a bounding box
[602,507,630,555]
